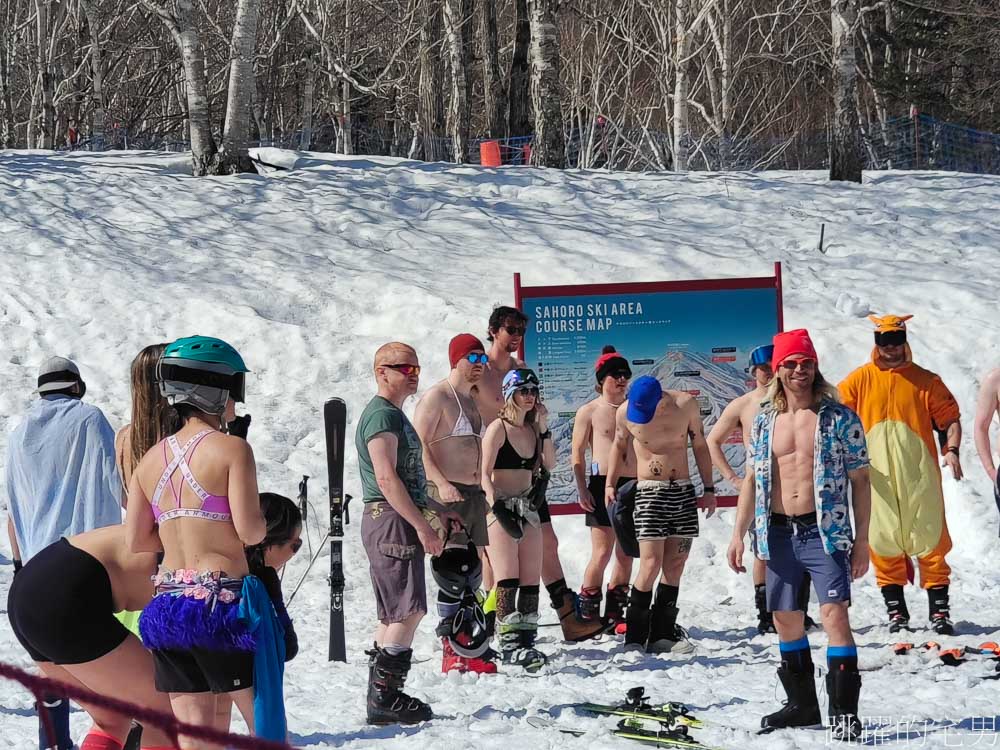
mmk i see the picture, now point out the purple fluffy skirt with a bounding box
[139,592,256,652]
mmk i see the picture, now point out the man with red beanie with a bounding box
[413,333,497,674]
[728,329,871,741]
[571,346,636,633]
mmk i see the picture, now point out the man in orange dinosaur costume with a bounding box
[839,314,963,635]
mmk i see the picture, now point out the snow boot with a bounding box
[928,585,954,635]
[577,587,602,621]
[826,668,863,742]
[498,613,547,672]
[605,584,629,635]
[551,588,605,642]
[441,637,498,674]
[647,598,695,654]
[760,666,821,731]
[366,645,433,725]
[755,583,776,635]
[881,584,910,632]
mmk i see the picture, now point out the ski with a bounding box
[574,687,704,729]
[894,640,1000,667]
[528,716,721,749]
[323,398,350,662]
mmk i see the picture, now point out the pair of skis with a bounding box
[531,687,723,748]
[323,398,350,662]
[894,640,1000,668]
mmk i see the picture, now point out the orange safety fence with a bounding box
[0,661,295,750]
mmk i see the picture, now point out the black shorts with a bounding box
[7,538,130,664]
[153,648,254,694]
[586,475,636,528]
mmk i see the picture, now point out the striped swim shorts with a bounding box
[633,479,699,541]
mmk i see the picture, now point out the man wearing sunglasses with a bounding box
[605,374,715,654]
[839,314,963,636]
[974,367,1000,531]
[571,345,636,634]
[708,345,816,636]
[728,329,870,741]
[356,342,439,725]
[413,333,497,674]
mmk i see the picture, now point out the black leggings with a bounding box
[8,538,129,664]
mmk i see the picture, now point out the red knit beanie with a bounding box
[449,333,485,368]
[772,329,818,368]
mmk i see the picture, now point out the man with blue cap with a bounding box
[605,374,715,654]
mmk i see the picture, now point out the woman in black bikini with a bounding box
[481,368,554,671]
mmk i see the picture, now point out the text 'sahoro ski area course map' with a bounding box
[520,280,782,507]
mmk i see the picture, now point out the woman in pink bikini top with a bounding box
[124,335,266,744]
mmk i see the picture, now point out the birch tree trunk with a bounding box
[527,0,564,167]
[299,49,316,150]
[34,0,54,148]
[830,0,863,183]
[673,0,690,172]
[417,0,442,161]
[507,0,531,138]
[78,0,105,149]
[478,0,505,139]
[218,0,261,174]
[442,0,471,162]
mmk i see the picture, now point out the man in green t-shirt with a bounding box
[357,341,444,726]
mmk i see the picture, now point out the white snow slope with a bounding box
[1,149,999,749]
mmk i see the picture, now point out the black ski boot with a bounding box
[366,645,433,725]
[498,613,547,671]
[605,584,629,634]
[755,584,776,634]
[577,587,602,622]
[647,598,695,654]
[881,584,910,632]
[928,585,954,635]
[624,589,652,650]
[826,668,863,742]
[760,666,821,732]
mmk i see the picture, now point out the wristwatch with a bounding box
[539,430,552,440]
[944,446,959,456]
[703,485,716,494]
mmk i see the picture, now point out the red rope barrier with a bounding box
[0,661,295,749]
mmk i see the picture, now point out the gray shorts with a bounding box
[426,481,489,547]
[765,519,851,611]
[361,503,427,623]
[633,479,699,541]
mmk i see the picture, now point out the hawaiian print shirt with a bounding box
[748,398,869,559]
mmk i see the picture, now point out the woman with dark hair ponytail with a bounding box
[245,493,302,662]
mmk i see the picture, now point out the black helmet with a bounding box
[435,591,491,658]
[431,542,482,595]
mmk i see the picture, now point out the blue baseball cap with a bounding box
[626,376,663,424]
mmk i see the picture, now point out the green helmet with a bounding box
[158,335,249,414]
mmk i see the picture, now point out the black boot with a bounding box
[798,573,817,630]
[625,588,652,649]
[760,666,821,731]
[881,584,910,632]
[928,585,954,635]
[498,613,547,671]
[826,668,863,741]
[605,584,629,630]
[647,599,694,654]
[755,584,776,634]
[366,646,433,725]
[577,587,602,622]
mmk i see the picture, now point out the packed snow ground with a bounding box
[1,149,999,749]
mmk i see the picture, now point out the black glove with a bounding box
[228,414,252,439]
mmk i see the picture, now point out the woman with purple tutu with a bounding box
[125,336,266,750]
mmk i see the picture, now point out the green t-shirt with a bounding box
[355,395,427,507]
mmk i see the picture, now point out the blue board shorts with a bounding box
[765,514,851,612]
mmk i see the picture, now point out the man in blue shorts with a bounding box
[727,330,871,742]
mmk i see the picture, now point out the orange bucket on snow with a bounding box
[480,140,502,167]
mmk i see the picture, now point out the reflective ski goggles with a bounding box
[465,353,489,365]
[748,345,774,369]
[874,330,906,347]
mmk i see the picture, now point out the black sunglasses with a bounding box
[289,538,303,553]
[503,325,526,336]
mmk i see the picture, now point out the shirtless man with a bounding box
[974,367,1000,532]
[572,346,636,632]
[606,375,715,653]
[708,344,815,635]
[727,330,870,741]
[413,333,497,674]
[476,305,602,641]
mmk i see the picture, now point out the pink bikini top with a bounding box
[151,430,232,524]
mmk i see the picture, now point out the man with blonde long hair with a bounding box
[727,329,871,741]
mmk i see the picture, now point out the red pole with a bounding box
[774,261,785,332]
[513,272,524,361]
